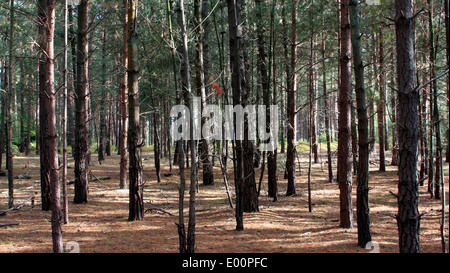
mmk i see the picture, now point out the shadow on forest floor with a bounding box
[0,149,448,253]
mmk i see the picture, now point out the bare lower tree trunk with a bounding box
[395,0,420,253]
[227,0,245,231]
[338,0,353,229]
[98,28,107,164]
[0,62,5,174]
[377,27,386,172]
[285,0,297,197]
[46,0,63,253]
[74,0,89,204]
[322,16,333,183]
[255,0,277,201]
[127,0,144,221]
[119,0,129,189]
[7,0,14,209]
[195,0,214,186]
[350,0,371,247]
[446,0,450,163]
[38,0,50,211]
[153,108,161,184]
[62,0,69,225]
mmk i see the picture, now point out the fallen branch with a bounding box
[15,170,31,179]
[89,171,110,183]
[0,222,20,227]
[145,207,175,216]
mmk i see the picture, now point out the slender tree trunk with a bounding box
[0,62,5,174]
[322,17,333,183]
[227,0,245,231]
[308,6,319,164]
[127,0,144,221]
[153,105,161,184]
[120,0,129,189]
[445,0,450,163]
[98,28,107,164]
[6,0,14,210]
[45,0,63,253]
[62,0,69,225]
[25,85,31,156]
[285,0,297,197]
[395,0,420,253]
[74,0,89,204]
[391,85,398,166]
[255,0,277,201]
[195,0,214,186]
[350,0,371,247]
[7,0,15,207]
[38,0,51,211]
[68,5,76,148]
[338,0,354,229]
[182,0,197,251]
[377,27,386,172]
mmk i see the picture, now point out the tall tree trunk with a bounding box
[322,13,333,183]
[350,0,371,247]
[308,6,319,164]
[338,0,354,229]
[0,61,5,174]
[98,27,107,164]
[227,0,245,231]
[127,0,144,221]
[428,0,442,200]
[68,5,76,148]
[285,0,297,197]
[38,0,51,211]
[7,0,14,210]
[446,0,450,163]
[119,0,129,189]
[195,0,214,186]
[74,0,89,204]
[395,0,420,253]
[255,0,277,201]
[180,0,197,251]
[46,0,63,253]
[62,0,69,225]
[377,27,386,172]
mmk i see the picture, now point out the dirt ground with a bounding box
[0,149,448,253]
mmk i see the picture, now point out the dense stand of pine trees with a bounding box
[0,0,448,253]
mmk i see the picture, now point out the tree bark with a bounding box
[7,0,14,210]
[98,27,107,164]
[395,0,420,253]
[227,0,246,230]
[195,0,214,186]
[62,0,70,225]
[338,0,354,229]
[285,0,297,197]
[350,0,371,247]
[0,61,5,174]
[120,0,129,189]
[46,0,63,253]
[127,0,144,221]
[322,12,333,183]
[38,0,50,211]
[255,0,277,201]
[377,27,386,172]
[446,0,450,163]
[74,0,90,204]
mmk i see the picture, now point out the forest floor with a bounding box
[0,147,448,253]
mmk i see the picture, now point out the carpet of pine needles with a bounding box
[0,148,448,253]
